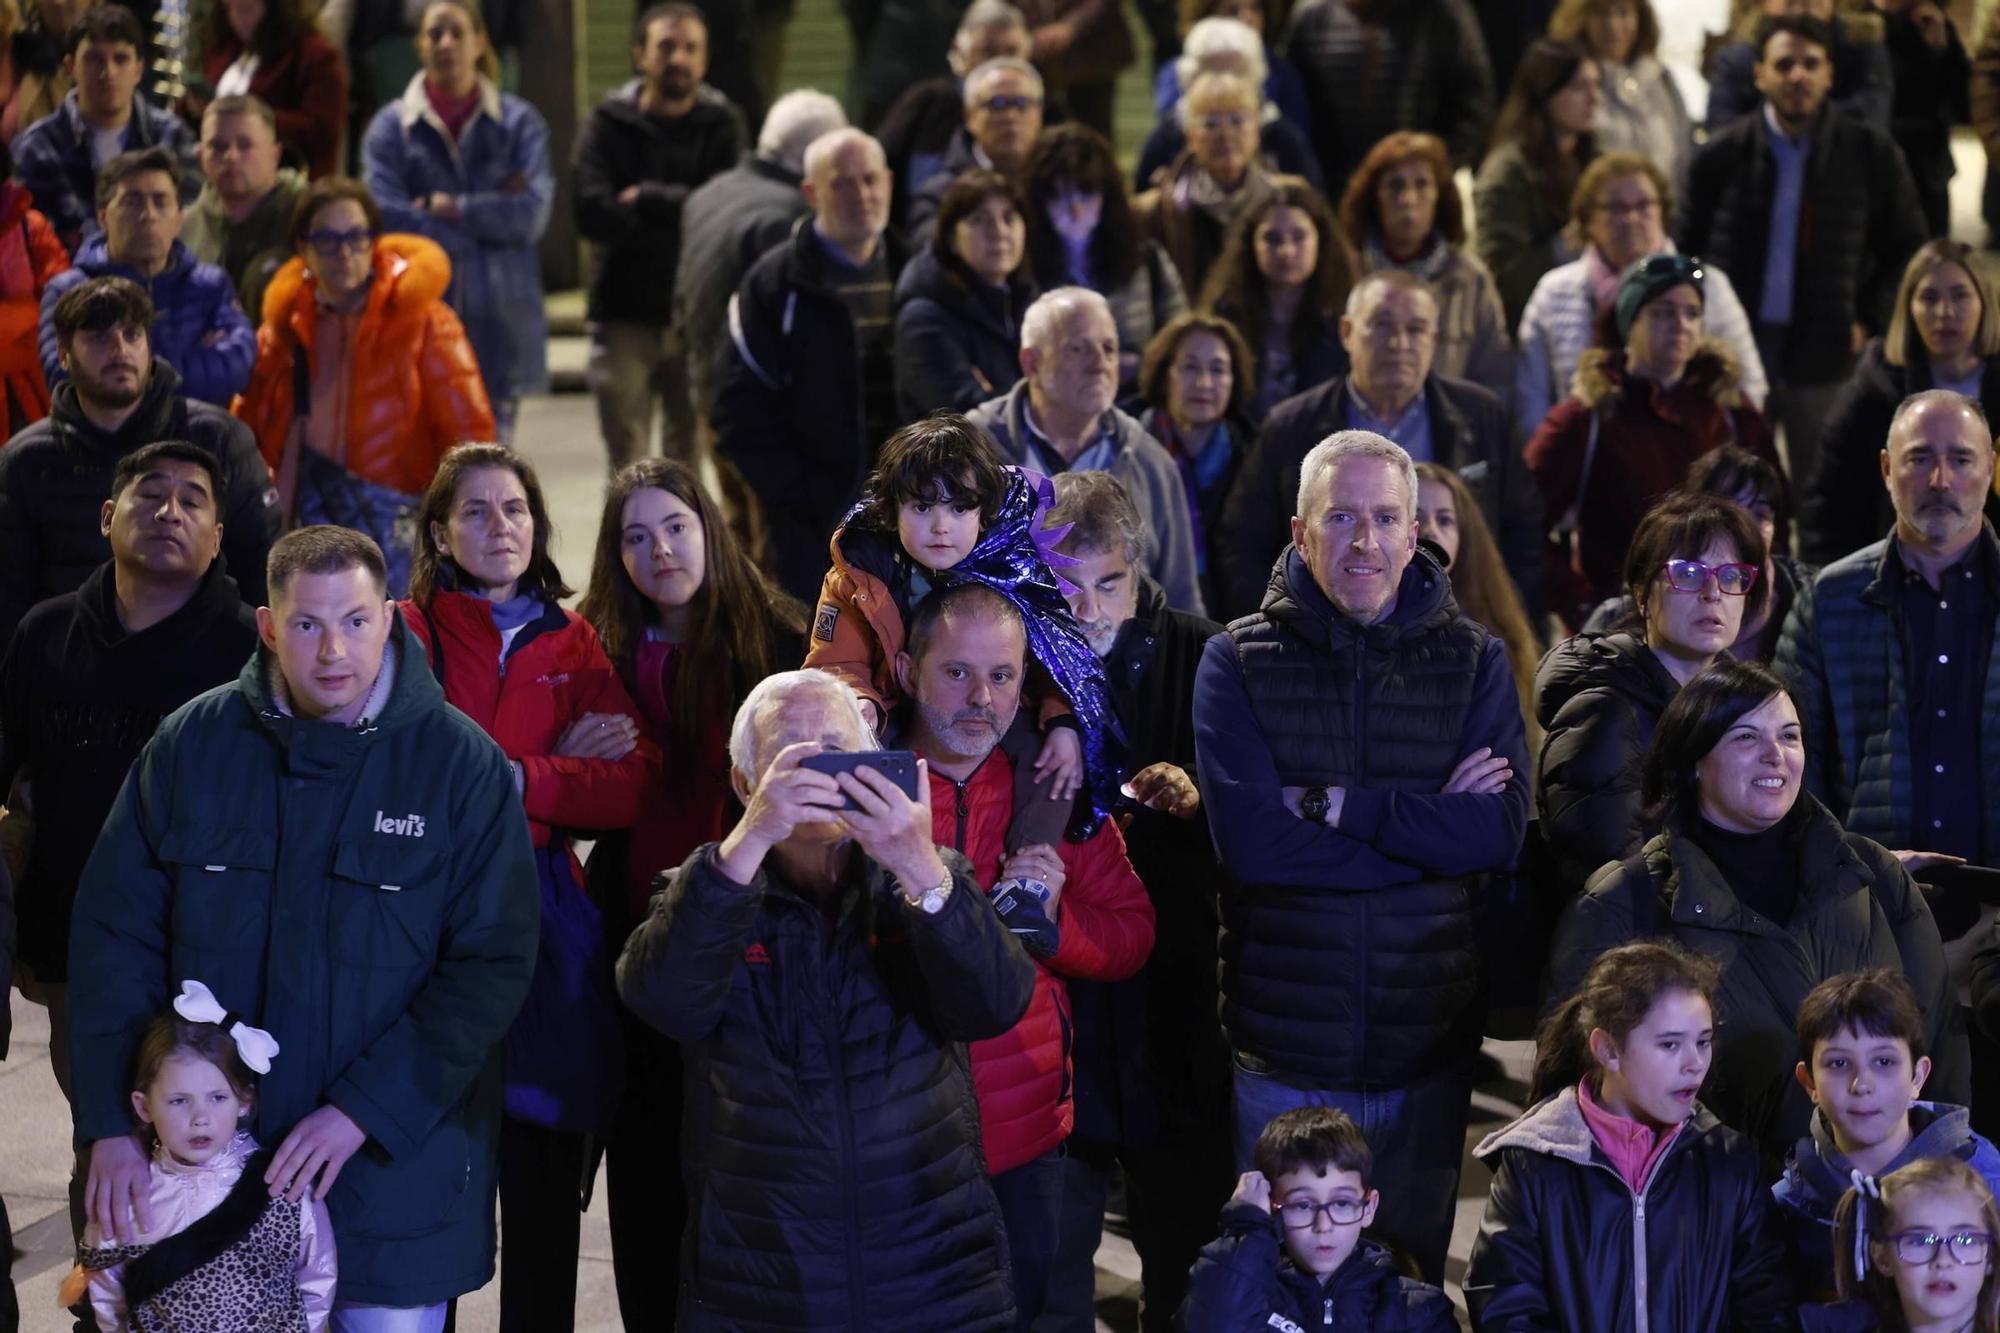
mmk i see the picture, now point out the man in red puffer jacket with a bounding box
[893,583,1154,1327]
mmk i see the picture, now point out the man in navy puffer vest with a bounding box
[1192,430,1529,1284]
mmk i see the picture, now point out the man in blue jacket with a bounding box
[40,146,256,406]
[1192,431,1528,1284]
[67,525,539,1327]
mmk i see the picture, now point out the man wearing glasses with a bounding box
[906,56,1044,244]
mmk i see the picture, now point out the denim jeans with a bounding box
[330,1302,448,1332]
[1232,1054,1471,1284]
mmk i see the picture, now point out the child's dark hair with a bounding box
[1833,1157,2000,1332]
[855,414,1009,534]
[1531,941,1721,1104]
[1797,969,1926,1067]
[132,1015,258,1103]
[1252,1106,1373,1192]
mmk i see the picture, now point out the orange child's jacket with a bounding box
[232,233,494,498]
[0,182,66,428]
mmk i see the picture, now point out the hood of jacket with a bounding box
[1784,1101,1983,1209]
[260,231,453,330]
[73,547,247,646]
[47,355,186,448]
[1258,543,1458,650]
[1477,1083,1723,1169]
[1572,339,1746,412]
[1533,630,1682,731]
[68,232,199,286]
[235,611,445,771]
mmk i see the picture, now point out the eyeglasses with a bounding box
[1594,196,1660,218]
[977,93,1041,113]
[307,227,375,256]
[1659,559,1758,595]
[1884,1230,1996,1266]
[1277,1197,1368,1229]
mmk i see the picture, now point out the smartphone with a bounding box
[799,749,921,810]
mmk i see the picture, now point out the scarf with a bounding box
[1365,229,1453,286]
[1584,243,1625,314]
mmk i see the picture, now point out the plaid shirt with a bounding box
[10,90,199,249]
[1514,250,1768,436]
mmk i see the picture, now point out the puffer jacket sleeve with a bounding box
[1545,856,1644,1009]
[233,321,298,472]
[900,852,1037,1041]
[1462,1149,1562,1331]
[517,624,662,832]
[1046,816,1154,982]
[297,1194,337,1331]
[457,104,554,249]
[323,742,538,1159]
[1536,687,1651,893]
[34,262,83,388]
[1180,1200,1296,1333]
[1866,841,1968,1106]
[25,208,66,291]
[617,846,761,1043]
[170,273,257,405]
[413,300,497,462]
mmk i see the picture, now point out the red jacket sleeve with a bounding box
[1047,818,1154,982]
[25,209,66,292]
[519,626,662,832]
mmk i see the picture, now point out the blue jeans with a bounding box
[330,1302,448,1333]
[1232,1054,1470,1284]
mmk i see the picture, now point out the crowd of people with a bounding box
[4,0,2000,1329]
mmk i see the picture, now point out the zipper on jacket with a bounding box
[1322,1296,1332,1326]
[814,911,870,1322]
[950,776,972,852]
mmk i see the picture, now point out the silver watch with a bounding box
[909,870,953,915]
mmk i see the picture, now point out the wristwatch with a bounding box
[1300,786,1331,825]
[906,869,954,915]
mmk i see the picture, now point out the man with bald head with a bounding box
[1780,390,2000,958]
[715,127,908,602]
[1193,431,1528,1283]
[617,667,1034,1328]
[1216,269,1528,620]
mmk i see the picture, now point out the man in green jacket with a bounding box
[67,525,539,1327]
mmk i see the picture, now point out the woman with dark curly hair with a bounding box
[1198,175,1351,418]
[1136,311,1254,608]
[1023,123,1186,394]
[192,0,351,178]
[1474,38,1602,327]
[1338,130,1510,399]
[894,168,1037,418]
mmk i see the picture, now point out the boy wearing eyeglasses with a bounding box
[1775,969,2000,1301]
[1179,1106,1455,1332]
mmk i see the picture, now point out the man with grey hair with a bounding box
[675,88,848,422]
[714,127,907,602]
[1217,267,1531,620]
[1193,429,1528,1284]
[574,1,747,470]
[1781,390,2000,1007]
[617,667,1035,1327]
[878,0,1033,226]
[1040,471,1232,1330]
[968,286,1206,613]
[906,55,1044,242]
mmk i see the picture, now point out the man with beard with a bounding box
[0,276,276,647]
[573,1,745,470]
[1780,390,2000,1116]
[1039,472,1231,1331]
[893,584,1155,1326]
[968,286,1204,614]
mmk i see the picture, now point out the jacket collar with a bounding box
[1792,1101,1971,1202]
[58,88,164,149]
[395,70,503,134]
[49,357,183,446]
[77,551,245,644]
[73,232,196,285]
[1260,544,1454,645]
[1858,520,2000,610]
[1477,1084,1720,1169]
[240,610,443,740]
[783,211,907,297]
[1649,794,1864,930]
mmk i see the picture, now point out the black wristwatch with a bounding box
[1300,786,1331,825]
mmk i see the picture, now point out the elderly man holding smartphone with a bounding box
[616,665,1036,1329]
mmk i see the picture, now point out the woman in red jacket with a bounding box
[401,442,658,1333]
[191,0,350,178]
[0,139,67,433]
[575,455,803,1331]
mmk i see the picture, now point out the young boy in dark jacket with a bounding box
[1774,969,2000,1299]
[1180,1107,1454,1332]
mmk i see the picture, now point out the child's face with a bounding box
[1270,1165,1377,1280]
[1796,1025,1931,1160]
[897,488,982,572]
[1592,988,1713,1130]
[131,1053,248,1166]
[1876,1185,1993,1331]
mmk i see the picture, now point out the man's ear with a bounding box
[1879,447,1892,493]
[100,497,115,539]
[1289,514,1307,554]
[255,604,277,652]
[729,765,753,805]
[1018,345,1038,379]
[893,649,914,697]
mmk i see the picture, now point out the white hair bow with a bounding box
[172,979,281,1075]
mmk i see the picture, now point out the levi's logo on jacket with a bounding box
[373,810,427,838]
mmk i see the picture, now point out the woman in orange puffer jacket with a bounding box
[233,176,494,579]
[0,162,68,435]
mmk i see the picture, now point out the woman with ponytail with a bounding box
[1463,940,1795,1330]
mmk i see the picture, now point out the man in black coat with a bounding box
[713,128,910,603]
[0,440,259,1240]
[1215,270,1533,621]
[0,276,275,649]
[616,668,1035,1329]
[1678,13,1929,494]
[573,1,745,470]
[1039,472,1232,1333]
